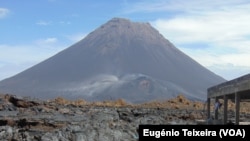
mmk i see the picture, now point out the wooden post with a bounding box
[215,97,219,120]
[207,98,210,120]
[235,92,240,125]
[223,95,228,124]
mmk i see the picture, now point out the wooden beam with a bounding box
[235,92,240,125]
[207,98,211,120]
[223,95,228,124]
[207,73,250,99]
[215,97,219,120]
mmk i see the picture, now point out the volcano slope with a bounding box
[0,18,225,103]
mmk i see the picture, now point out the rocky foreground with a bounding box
[0,94,249,141]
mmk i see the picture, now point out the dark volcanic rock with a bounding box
[8,95,39,108]
[0,94,250,140]
[0,18,225,103]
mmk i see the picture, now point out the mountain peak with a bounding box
[0,18,225,103]
[95,17,153,33]
[84,17,165,54]
[106,17,150,26]
[108,17,131,23]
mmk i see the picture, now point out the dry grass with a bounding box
[52,95,250,113]
[53,97,130,107]
[54,97,87,106]
[52,94,205,109]
[2,93,250,113]
[137,95,204,110]
[90,99,129,107]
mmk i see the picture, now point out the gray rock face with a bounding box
[0,94,206,141]
[0,18,225,103]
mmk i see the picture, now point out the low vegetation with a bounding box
[51,94,250,113]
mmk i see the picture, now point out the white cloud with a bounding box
[152,8,250,45]
[179,47,250,80]
[36,21,52,26]
[0,44,49,80]
[66,33,87,42]
[59,21,71,25]
[36,20,72,26]
[43,38,58,44]
[132,0,250,80]
[123,0,248,14]
[0,8,9,19]
[0,62,34,81]
[35,37,58,45]
[123,0,250,79]
[0,43,58,65]
[0,38,67,81]
[207,64,250,81]
[0,33,88,80]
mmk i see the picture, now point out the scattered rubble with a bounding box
[0,94,249,140]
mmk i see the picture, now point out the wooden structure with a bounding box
[207,73,250,124]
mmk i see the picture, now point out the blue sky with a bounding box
[1,0,250,81]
